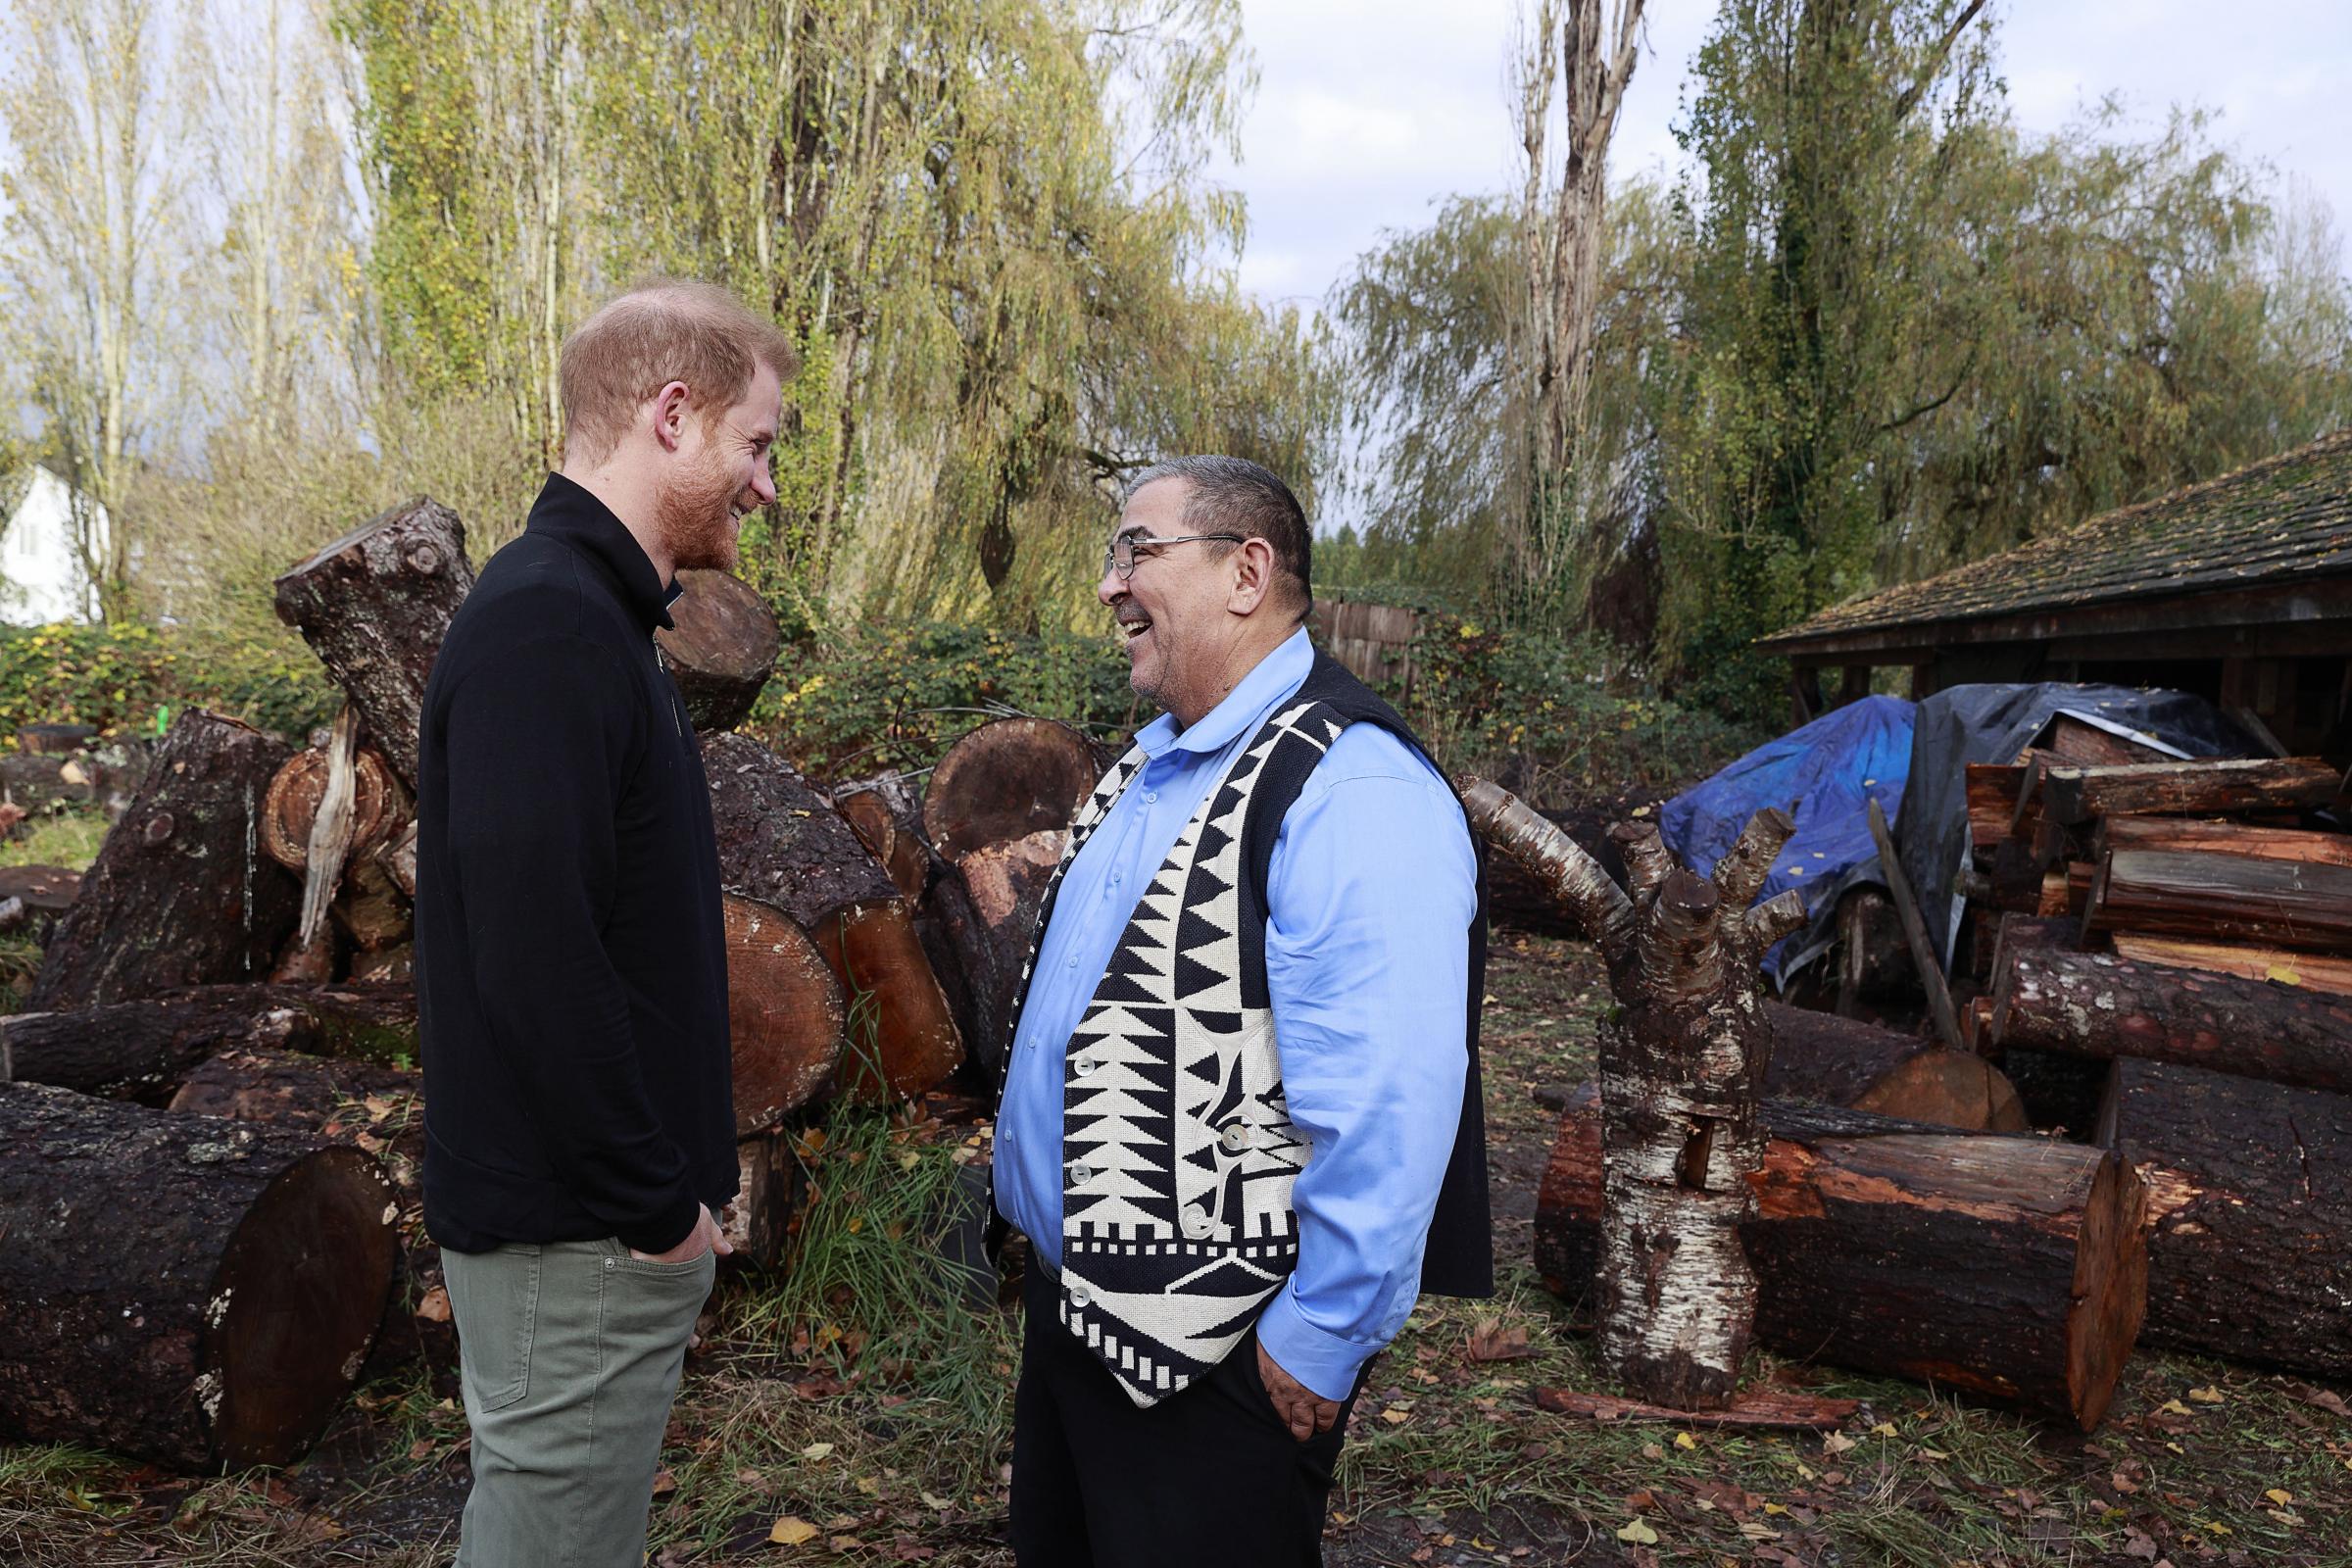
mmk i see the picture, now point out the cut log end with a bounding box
[723,894,846,1133]
[815,901,964,1103]
[262,744,402,873]
[657,570,781,733]
[921,717,1102,862]
[2065,1150,2149,1432]
[1847,1052,2030,1133]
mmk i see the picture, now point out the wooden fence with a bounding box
[1309,599,1420,697]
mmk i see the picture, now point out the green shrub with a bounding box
[0,621,340,744]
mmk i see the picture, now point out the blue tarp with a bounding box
[1660,694,1916,982]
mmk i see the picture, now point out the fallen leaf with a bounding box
[650,1468,676,1497]
[2265,1488,2293,1505]
[2188,1386,2225,1403]
[1614,1519,1659,1544]
[406,1438,434,1461]
[1870,1422,1897,1437]
[1466,1320,1535,1362]
[1380,1408,1410,1425]
[768,1516,819,1545]
[801,1443,835,1461]
[1739,1522,1782,1542]
[1674,1432,1697,1450]
[1821,1432,1855,1455]
[920,1492,953,1511]
[830,1536,861,1550]
[2158,1398,2194,1415]
[416,1286,452,1324]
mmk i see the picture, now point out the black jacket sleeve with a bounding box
[439,633,702,1253]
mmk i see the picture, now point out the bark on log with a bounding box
[0,1082,399,1469]
[2109,933,2352,998]
[272,498,475,791]
[722,893,846,1132]
[261,740,404,874]
[2041,757,2340,825]
[921,717,1103,862]
[655,568,780,733]
[0,864,78,945]
[1,983,419,1103]
[1967,764,2042,858]
[2095,815,2352,868]
[1763,1002,2028,1132]
[725,1128,808,1271]
[2098,1057,2352,1379]
[28,712,300,1011]
[705,734,961,1102]
[1833,888,1912,1013]
[1535,1090,2147,1429]
[333,858,413,954]
[270,924,336,984]
[836,775,935,903]
[945,830,1068,1070]
[378,818,418,901]
[1991,946,2352,1094]
[2087,848,2352,953]
[1481,806,1633,940]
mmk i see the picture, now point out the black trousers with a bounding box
[1009,1260,1360,1568]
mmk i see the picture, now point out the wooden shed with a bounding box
[1759,430,2352,758]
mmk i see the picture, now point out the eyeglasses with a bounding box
[1101,531,1246,580]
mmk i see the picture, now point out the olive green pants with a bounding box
[443,1237,715,1568]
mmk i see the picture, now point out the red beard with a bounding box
[657,444,743,573]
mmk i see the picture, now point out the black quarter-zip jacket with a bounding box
[416,473,735,1255]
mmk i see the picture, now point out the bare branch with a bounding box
[1459,775,1635,957]
[1891,0,1989,122]
[1711,806,1795,909]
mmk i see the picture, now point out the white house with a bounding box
[0,466,110,625]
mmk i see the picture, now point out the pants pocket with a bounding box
[447,1244,542,1414]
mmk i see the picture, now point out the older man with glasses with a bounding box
[990,455,1492,1567]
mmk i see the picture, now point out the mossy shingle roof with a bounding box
[1761,428,2352,652]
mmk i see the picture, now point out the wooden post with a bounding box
[1838,663,1872,707]
[1865,798,1964,1053]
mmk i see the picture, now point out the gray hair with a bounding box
[1123,456,1312,618]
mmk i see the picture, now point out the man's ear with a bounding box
[650,380,694,454]
[1228,538,1276,614]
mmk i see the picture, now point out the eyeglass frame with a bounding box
[1101,530,1248,580]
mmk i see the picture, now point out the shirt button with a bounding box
[1142,790,1158,804]
[1002,1125,1015,1143]
[1217,1123,1250,1153]
[1180,1209,1213,1240]
[1065,955,1078,968]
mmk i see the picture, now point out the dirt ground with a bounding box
[5,932,2350,1567]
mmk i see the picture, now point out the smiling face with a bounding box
[1101,475,1274,724]
[656,360,782,573]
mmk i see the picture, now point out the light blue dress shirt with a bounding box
[993,627,1476,1401]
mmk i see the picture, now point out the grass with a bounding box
[1,931,2347,1565]
[0,808,108,871]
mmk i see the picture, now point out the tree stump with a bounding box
[705,734,961,1102]
[2098,1057,2352,1379]
[2,983,419,1103]
[1462,777,1805,1409]
[0,1082,398,1470]
[28,711,300,1012]
[1534,1089,2147,1430]
[1993,946,2352,1094]
[920,717,1103,862]
[1763,1002,2028,1132]
[722,893,846,1132]
[272,497,475,791]
[655,568,782,733]
[262,742,406,874]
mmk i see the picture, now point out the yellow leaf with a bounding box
[2202,1520,2232,1536]
[921,1492,953,1510]
[1674,1432,1697,1450]
[2268,964,2302,986]
[2188,1385,2225,1403]
[768,1516,819,1545]
[800,1442,833,1460]
[1740,1522,1782,1542]
[1614,1519,1659,1544]
[1763,1502,1788,1516]
[1870,1422,1897,1437]
[1380,1408,1409,1425]
[2266,1488,2294,1505]
[2158,1398,2194,1415]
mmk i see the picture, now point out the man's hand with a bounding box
[631,1202,734,1264]
[1256,1343,1340,1443]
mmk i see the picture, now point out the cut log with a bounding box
[722,893,846,1132]
[1481,805,1633,940]
[0,864,78,945]
[351,943,414,985]
[2096,814,2352,868]
[2034,862,2093,918]
[333,858,413,954]
[726,1127,808,1271]
[2098,1058,2352,1379]
[705,734,962,1102]
[0,1081,398,1470]
[27,711,300,1011]
[16,721,97,756]
[272,497,475,791]
[2032,714,2172,767]
[0,751,91,812]
[1966,764,2039,858]
[262,740,404,873]
[2109,933,2352,998]
[655,568,780,733]
[921,717,1103,862]
[948,830,1067,1069]
[836,777,934,904]
[1833,887,1912,1013]
[1763,1003,2028,1132]
[378,818,418,901]
[1,983,419,1102]
[1534,1090,2146,1430]
[2086,848,2352,953]
[1991,946,2352,1094]
[2041,757,2339,826]
[269,924,336,984]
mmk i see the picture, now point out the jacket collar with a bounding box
[526,472,680,632]
[1135,626,1314,760]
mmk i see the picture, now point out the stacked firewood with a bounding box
[1953,730,2352,1383]
[0,497,1109,1471]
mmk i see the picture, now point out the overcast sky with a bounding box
[1213,0,2352,310]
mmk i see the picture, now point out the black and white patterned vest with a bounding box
[995,653,1492,1409]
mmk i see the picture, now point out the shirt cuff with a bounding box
[1254,1283,1384,1403]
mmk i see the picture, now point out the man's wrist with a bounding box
[1255,1289,1374,1403]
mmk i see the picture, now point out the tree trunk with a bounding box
[722,893,846,1132]
[2042,758,2341,826]
[28,712,300,1011]
[656,568,781,733]
[2098,1057,2352,1379]
[705,734,961,1102]
[1763,1003,2028,1131]
[2,983,419,1103]
[920,717,1104,862]
[1991,946,2352,1094]
[1464,775,1804,1409]
[2087,849,2352,953]
[0,1082,399,1470]
[1535,1090,2146,1430]
[2109,933,2352,999]
[272,498,475,792]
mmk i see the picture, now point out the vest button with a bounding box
[1074,1054,1100,1077]
[1069,1163,1094,1186]
[1217,1123,1250,1154]
[1069,1285,1093,1309]
[1181,1208,1213,1240]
